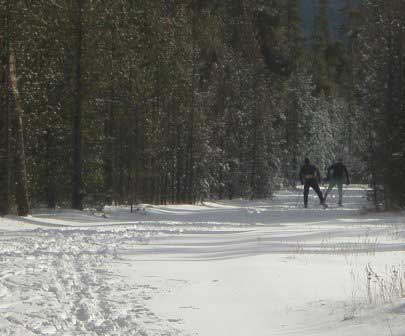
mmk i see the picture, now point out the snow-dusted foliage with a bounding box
[354,0,405,208]
[0,0,374,213]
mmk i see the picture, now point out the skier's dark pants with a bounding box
[303,179,324,206]
[324,178,343,205]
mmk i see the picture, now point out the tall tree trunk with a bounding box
[176,125,182,203]
[103,17,117,205]
[0,1,10,215]
[250,107,259,199]
[128,103,137,212]
[9,44,30,216]
[44,128,57,208]
[72,0,84,210]
[103,108,114,205]
[0,68,10,215]
[186,0,197,203]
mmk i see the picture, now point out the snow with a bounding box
[1,186,405,335]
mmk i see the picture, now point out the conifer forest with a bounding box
[1,0,405,216]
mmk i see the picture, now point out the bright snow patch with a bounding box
[1,187,405,335]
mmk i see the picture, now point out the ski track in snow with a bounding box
[1,187,405,335]
[0,229,187,336]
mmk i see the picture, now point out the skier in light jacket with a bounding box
[324,158,350,206]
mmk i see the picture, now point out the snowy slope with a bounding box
[1,186,405,335]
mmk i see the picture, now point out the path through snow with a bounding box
[0,228,187,335]
[1,187,405,335]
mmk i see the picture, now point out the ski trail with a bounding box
[1,187,404,336]
[0,230,188,336]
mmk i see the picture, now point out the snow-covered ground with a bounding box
[1,187,405,335]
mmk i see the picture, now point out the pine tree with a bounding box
[71,0,84,210]
[312,0,333,95]
[0,0,10,215]
[9,43,30,216]
[0,0,376,214]
[355,0,405,208]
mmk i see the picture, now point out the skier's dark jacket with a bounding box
[326,162,350,184]
[299,164,321,184]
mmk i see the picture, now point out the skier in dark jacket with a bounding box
[324,158,350,206]
[299,158,326,208]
